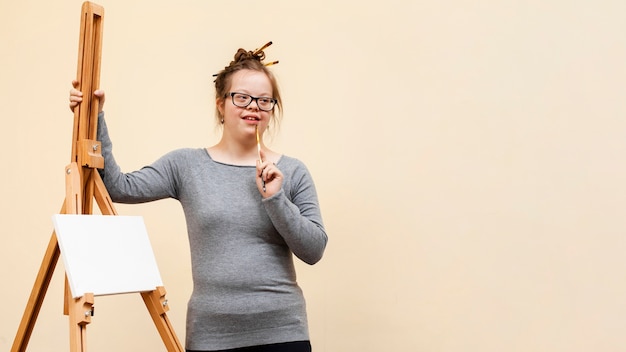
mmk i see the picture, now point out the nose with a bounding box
[246,98,260,111]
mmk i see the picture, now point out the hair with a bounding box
[214,48,283,130]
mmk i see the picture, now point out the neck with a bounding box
[208,138,263,166]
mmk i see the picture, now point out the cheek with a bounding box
[220,102,235,118]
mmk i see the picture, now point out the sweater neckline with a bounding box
[202,148,283,168]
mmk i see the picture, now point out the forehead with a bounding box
[229,69,273,94]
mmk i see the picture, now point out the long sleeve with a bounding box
[262,164,328,265]
[97,111,178,203]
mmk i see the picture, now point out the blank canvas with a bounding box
[52,214,163,298]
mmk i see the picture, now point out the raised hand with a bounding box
[69,79,105,113]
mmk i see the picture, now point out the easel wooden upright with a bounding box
[11,2,183,351]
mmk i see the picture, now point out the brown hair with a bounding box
[214,47,282,129]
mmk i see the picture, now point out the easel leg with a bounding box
[141,287,184,352]
[68,293,94,352]
[11,232,61,352]
[12,163,81,351]
[93,170,118,215]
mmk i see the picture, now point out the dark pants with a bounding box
[187,340,312,352]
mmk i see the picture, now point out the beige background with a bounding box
[2,1,626,351]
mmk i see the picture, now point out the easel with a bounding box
[11,2,183,351]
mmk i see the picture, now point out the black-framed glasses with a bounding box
[228,92,277,111]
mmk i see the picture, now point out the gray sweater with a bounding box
[97,113,328,350]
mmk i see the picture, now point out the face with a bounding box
[217,69,274,137]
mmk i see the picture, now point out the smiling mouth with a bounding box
[244,116,260,121]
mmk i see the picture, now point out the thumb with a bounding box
[94,89,106,112]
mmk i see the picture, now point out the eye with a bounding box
[234,94,249,103]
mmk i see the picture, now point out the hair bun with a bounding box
[212,41,277,79]
[232,48,265,66]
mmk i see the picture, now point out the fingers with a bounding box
[257,160,279,182]
[69,83,83,112]
[256,159,282,196]
[69,81,106,113]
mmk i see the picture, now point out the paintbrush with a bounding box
[256,125,265,192]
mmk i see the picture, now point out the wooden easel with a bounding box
[11,2,183,351]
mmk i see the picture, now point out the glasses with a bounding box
[228,92,277,111]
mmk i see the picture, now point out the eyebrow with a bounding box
[232,91,273,98]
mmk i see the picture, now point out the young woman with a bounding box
[69,46,328,352]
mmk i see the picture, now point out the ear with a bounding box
[216,97,225,117]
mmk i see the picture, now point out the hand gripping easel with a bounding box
[11,2,183,351]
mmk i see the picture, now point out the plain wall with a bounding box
[2,1,626,351]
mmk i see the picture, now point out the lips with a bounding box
[243,116,260,121]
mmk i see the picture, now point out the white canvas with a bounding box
[52,214,163,298]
